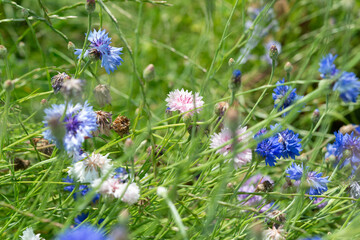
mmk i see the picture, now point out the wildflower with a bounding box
[94,84,112,107]
[210,126,252,169]
[165,89,204,116]
[116,182,140,205]
[51,72,70,93]
[276,127,302,159]
[61,78,85,100]
[112,115,130,136]
[318,53,338,78]
[272,79,302,115]
[230,70,242,90]
[286,163,329,199]
[237,174,273,212]
[75,29,123,74]
[20,227,43,240]
[255,128,283,166]
[113,167,128,183]
[74,213,104,226]
[349,181,360,199]
[62,176,100,203]
[94,111,112,136]
[57,225,108,240]
[264,226,285,240]
[157,186,168,198]
[333,71,360,103]
[68,152,113,183]
[43,101,98,154]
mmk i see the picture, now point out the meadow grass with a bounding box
[0,0,360,239]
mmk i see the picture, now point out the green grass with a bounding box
[0,0,360,239]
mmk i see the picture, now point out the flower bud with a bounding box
[94,110,112,136]
[13,157,30,171]
[269,45,279,61]
[230,70,242,90]
[143,64,155,81]
[0,45,7,59]
[3,80,14,92]
[311,109,320,124]
[51,72,70,93]
[284,61,293,73]
[214,102,229,117]
[60,78,84,100]
[67,41,76,51]
[94,84,112,107]
[124,138,133,148]
[21,8,29,18]
[112,115,130,136]
[228,58,235,66]
[85,0,96,13]
[40,99,47,105]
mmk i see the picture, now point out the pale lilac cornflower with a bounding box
[20,227,43,240]
[92,178,140,205]
[75,29,123,74]
[68,152,113,183]
[210,127,252,169]
[43,101,98,155]
[165,89,204,116]
[237,174,273,212]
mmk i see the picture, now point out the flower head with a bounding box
[319,53,338,78]
[20,227,43,240]
[57,225,108,240]
[272,79,302,116]
[51,72,70,93]
[68,152,113,183]
[43,102,97,154]
[333,71,360,103]
[62,176,100,203]
[277,127,302,159]
[75,29,123,74]
[264,226,285,240]
[255,128,283,166]
[265,40,281,64]
[210,126,252,169]
[165,89,204,116]
[94,111,112,136]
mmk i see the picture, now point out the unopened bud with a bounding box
[143,64,155,81]
[40,99,47,105]
[124,138,133,148]
[3,80,14,92]
[21,8,29,18]
[0,45,7,59]
[269,45,279,61]
[85,0,96,13]
[231,70,242,90]
[284,62,293,73]
[214,102,229,117]
[67,41,75,51]
[94,84,112,107]
[228,58,235,66]
[311,109,320,124]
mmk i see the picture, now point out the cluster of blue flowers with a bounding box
[63,176,100,203]
[75,29,124,74]
[319,53,360,102]
[272,78,302,116]
[286,163,329,199]
[255,125,302,166]
[326,131,360,173]
[57,225,108,240]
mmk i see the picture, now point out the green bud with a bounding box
[21,8,29,18]
[284,62,293,73]
[0,45,8,59]
[85,0,96,13]
[228,58,235,66]
[143,64,155,81]
[269,45,279,61]
[3,80,14,92]
[67,41,75,51]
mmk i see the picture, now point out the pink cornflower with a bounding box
[165,89,204,115]
[210,126,252,169]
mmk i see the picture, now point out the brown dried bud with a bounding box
[94,84,111,107]
[112,115,130,136]
[215,102,229,116]
[33,138,54,156]
[94,111,112,136]
[147,145,166,158]
[13,158,30,171]
[340,124,359,135]
[52,72,70,93]
[266,210,286,228]
[255,180,273,192]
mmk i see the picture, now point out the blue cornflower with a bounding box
[74,213,104,226]
[318,53,339,78]
[75,29,123,74]
[43,101,98,155]
[114,167,128,183]
[333,71,360,103]
[286,163,329,199]
[57,225,108,240]
[276,127,302,159]
[300,237,322,240]
[272,79,302,116]
[255,128,283,166]
[63,176,100,203]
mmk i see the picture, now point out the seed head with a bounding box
[94,110,112,136]
[112,115,130,136]
[94,84,112,107]
[13,158,30,171]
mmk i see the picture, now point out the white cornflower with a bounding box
[20,227,43,240]
[68,152,112,183]
[264,226,285,240]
